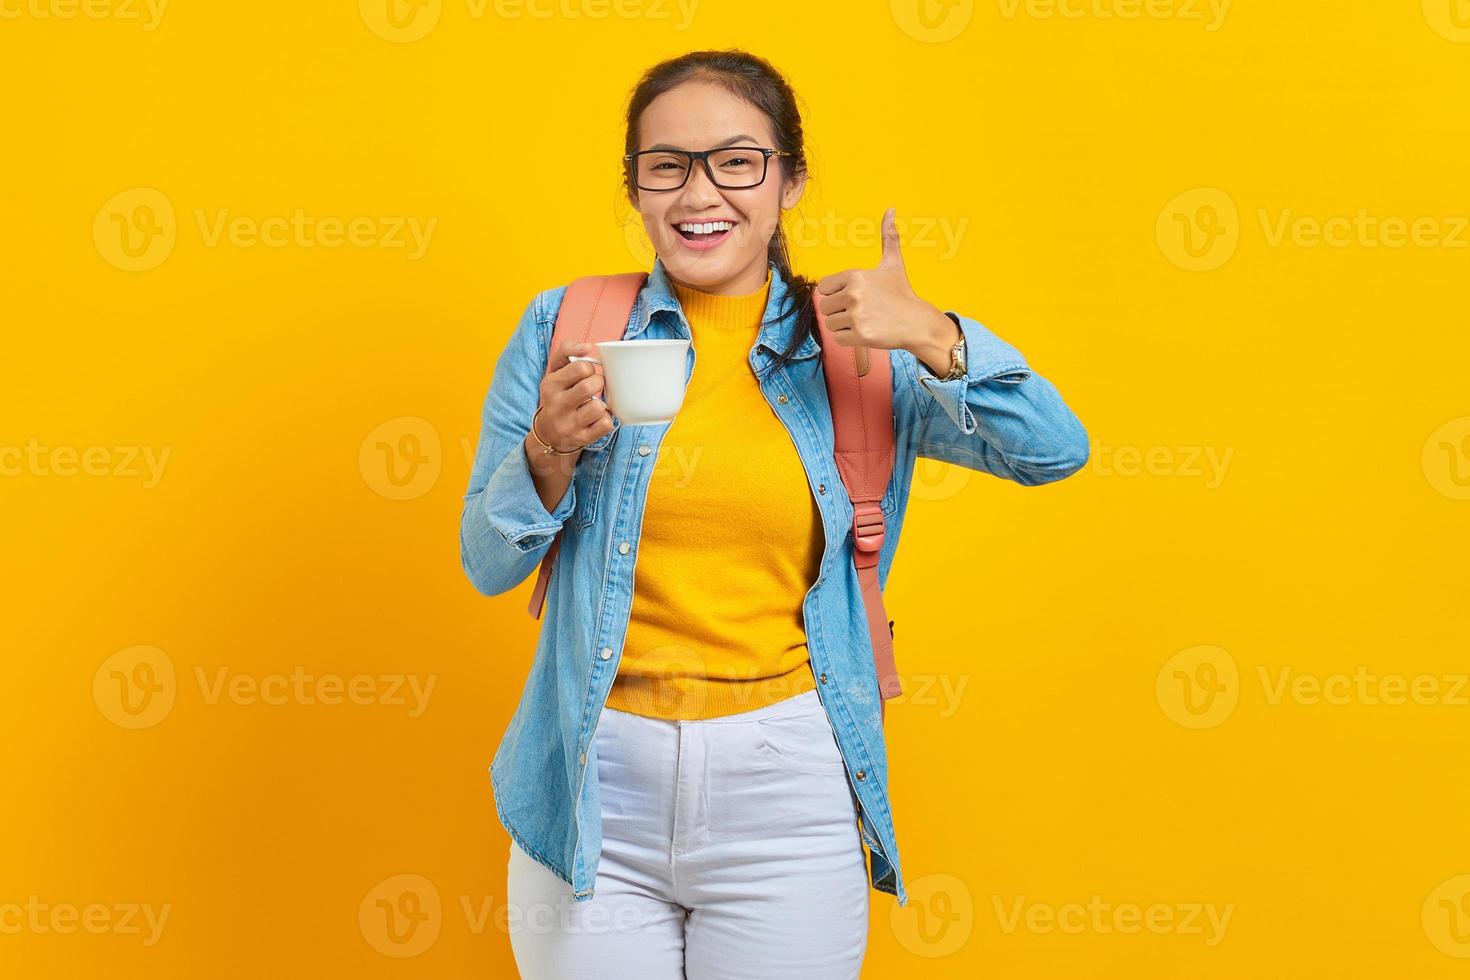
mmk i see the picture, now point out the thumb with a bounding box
[878,207,905,271]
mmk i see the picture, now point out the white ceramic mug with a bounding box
[567,339,691,425]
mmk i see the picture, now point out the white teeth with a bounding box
[677,220,734,234]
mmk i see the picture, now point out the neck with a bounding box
[667,256,772,297]
[670,267,771,333]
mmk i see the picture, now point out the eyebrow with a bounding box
[643,134,762,152]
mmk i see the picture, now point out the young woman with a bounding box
[461,49,1088,979]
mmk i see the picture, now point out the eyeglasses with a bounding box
[623,146,794,192]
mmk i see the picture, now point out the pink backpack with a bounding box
[525,273,903,719]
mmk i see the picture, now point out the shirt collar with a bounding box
[627,256,821,361]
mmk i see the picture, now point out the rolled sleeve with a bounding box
[460,286,583,596]
[483,441,577,553]
[913,311,1033,435]
[902,311,1089,486]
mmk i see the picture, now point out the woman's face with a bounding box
[630,80,805,296]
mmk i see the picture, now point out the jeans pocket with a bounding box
[755,703,849,777]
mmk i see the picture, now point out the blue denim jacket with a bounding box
[461,257,1089,907]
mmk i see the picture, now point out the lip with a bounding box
[672,218,737,252]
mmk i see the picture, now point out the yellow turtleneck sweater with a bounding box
[605,268,823,720]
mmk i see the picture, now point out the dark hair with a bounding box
[622,49,816,368]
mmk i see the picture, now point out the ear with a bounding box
[780,170,807,211]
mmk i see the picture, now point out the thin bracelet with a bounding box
[529,405,583,456]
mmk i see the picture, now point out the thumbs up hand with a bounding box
[814,207,960,371]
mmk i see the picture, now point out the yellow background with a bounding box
[3,0,1468,976]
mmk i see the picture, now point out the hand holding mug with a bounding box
[568,340,691,425]
[534,341,616,454]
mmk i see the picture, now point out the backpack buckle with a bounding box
[851,501,885,569]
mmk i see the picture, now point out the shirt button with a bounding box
[599,648,613,661]
[638,444,651,456]
[818,483,826,494]
[618,542,630,555]
[777,394,788,404]
[854,770,866,781]
[818,672,828,684]
[579,752,587,765]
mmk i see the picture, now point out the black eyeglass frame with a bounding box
[622,146,795,191]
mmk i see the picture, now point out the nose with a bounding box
[676,158,723,209]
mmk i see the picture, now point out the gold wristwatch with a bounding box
[939,316,967,381]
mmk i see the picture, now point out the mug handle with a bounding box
[566,355,607,401]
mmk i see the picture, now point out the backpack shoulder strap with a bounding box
[541,273,650,384]
[527,272,648,620]
[811,285,903,720]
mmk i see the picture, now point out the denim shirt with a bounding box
[460,257,1089,908]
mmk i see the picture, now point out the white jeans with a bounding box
[506,687,870,979]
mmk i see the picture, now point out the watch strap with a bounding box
[941,323,966,381]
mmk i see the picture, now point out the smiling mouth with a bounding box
[674,219,737,244]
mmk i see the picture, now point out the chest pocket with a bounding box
[569,421,619,530]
